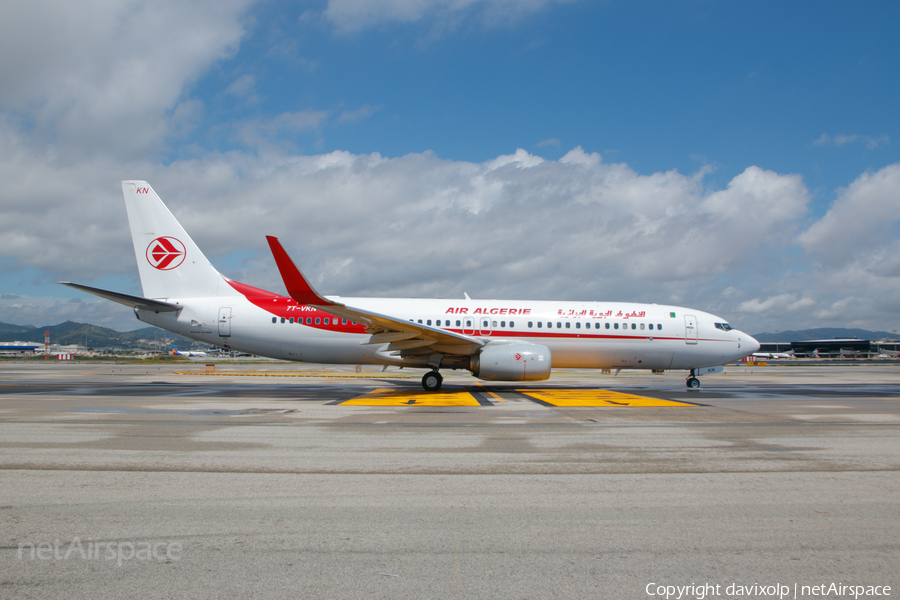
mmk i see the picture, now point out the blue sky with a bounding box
[189,1,898,205]
[1,0,898,334]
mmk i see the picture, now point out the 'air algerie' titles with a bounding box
[445,307,531,315]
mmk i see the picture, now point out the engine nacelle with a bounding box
[470,343,551,382]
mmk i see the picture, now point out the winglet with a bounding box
[266,236,339,307]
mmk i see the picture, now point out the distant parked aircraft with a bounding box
[170,346,208,358]
[751,351,793,360]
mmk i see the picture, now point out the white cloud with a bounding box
[233,110,331,148]
[337,104,383,123]
[812,133,890,150]
[0,0,255,160]
[224,74,257,98]
[324,0,572,32]
[0,136,811,312]
[799,163,900,266]
[3,137,898,332]
[737,295,816,314]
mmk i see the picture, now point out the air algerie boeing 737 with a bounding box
[63,181,760,391]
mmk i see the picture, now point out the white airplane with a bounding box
[171,345,208,358]
[751,351,793,360]
[63,181,760,391]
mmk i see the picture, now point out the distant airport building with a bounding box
[760,338,899,358]
[0,342,41,355]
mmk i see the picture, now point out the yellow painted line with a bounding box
[174,371,410,379]
[477,384,506,402]
[518,389,695,407]
[342,389,480,406]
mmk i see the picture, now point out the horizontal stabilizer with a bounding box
[60,282,182,312]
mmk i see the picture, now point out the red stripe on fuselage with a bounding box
[223,279,732,344]
[224,279,366,333]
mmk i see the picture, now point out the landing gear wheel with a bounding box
[422,371,443,392]
[686,377,700,389]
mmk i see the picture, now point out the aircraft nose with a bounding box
[743,333,761,354]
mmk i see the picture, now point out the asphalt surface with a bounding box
[1,362,898,599]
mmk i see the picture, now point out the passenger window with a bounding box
[658,324,662,330]
[323,318,329,325]
[427,320,432,326]
[499,321,505,327]
[418,319,423,324]
[491,321,497,328]
[640,323,645,330]
[510,321,515,328]
[466,319,472,327]
[606,323,610,329]
[272,317,277,323]
[557,322,562,328]
[576,322,581,329]
[529,322,533,328]
[281,317,285,323]
[565,322,571,329]
[315,317,320,324]
[306,318,312,325]
[342,319,347,325]
[456,320,461,327]
[649,324,654,330]
[631,323,636,330]
[537,322,542,328]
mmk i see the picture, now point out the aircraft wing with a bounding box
[60,282,182,312]
[266,237,485,356]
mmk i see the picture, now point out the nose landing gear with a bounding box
[422,370,443,392]
[686,368,700,389]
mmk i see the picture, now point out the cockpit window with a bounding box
[715,322,733,331]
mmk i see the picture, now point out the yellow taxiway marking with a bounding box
[342,388,481,406]
[477,384,506,402]
[518,389,696,407]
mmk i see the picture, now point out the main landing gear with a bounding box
[422,370,443,392]
[686,369,700,389]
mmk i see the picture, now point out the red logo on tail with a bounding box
[146,237,186,270]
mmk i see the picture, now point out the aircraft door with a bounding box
[218,307,232,337]
[464,318,475,335]
[479,317,492,336]
[684,315,697,345]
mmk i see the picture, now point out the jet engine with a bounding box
[470,342,551,382]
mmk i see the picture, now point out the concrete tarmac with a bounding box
[1,362,898,599]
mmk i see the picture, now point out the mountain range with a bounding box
[0,321,188,349]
